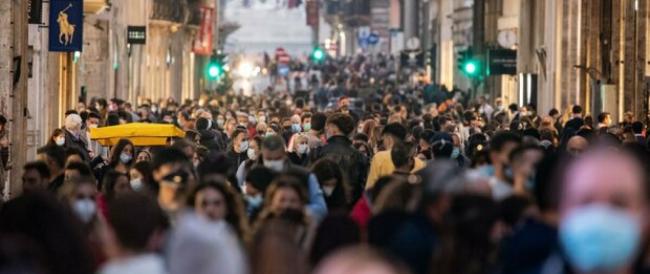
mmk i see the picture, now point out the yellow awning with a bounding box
[89,123,185,147]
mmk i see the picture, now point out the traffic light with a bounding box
[206,52,226,80]
[311,46,326,63]
[457,48,482,78]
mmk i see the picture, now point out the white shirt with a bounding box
[100,254,167,274]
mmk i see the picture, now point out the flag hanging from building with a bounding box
[48,0,83,52]
[305,0,319,27]
[193,6,214,56]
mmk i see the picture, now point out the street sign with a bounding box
[127,26,146,44]
[367,33,379,45]
[488,49,517,75]
[358,27,371,40]
[306,0,319,27]
[48,0,83,52]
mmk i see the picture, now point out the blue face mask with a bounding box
[291,124,302,133]
[451,147,460,159]
[560,204,641,273]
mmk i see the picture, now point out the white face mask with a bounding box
[55,137,65,146]
[120,153,132,164]
[247,148,257,160]
[322,186,335,196]
[73,199,96,223]
[263,159,285,172]
[239,141,249,152]
[297,144,309,154]
[130,178,143,191]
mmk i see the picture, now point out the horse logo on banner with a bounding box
[49,0,82,52]
[57,3,76,46]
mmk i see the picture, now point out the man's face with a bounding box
[339,99,350,109]
[22,169,46,193]
[262,148,285,162]
[560,151,646,226]
[87,118,100,129]
[567,136,589,156]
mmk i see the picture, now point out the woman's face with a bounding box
[195,187,227,221]
[136,151,150,162]
[270,187,302,213]
[75,183,97,202]
[122,145,134,157]
[129,169,142,181]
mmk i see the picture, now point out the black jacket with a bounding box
[312,135,368,203]
[198,129,226,152]
[64,129,90,161]
[288,152,310,167]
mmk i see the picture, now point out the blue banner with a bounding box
[49,0,83,52]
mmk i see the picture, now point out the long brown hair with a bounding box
[186,178,250,242]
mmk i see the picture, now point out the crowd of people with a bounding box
[2,54,650,274]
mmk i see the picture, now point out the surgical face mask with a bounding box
[303,123,311,132]
[55,137,65,146]
[264,159,285,172]
[297,144,309,155]
[322,186,335,197]
[258,116,266,123]
[130,178,143,191]
[245,194,263,208]
[88,123,98,129]
[216,119,225,127]
[247,148,257,160]
[291,124,302,133]
[73,199,96,223]
[265,131,276,137]
[239,141,249,152]
[451,147,460,159]
[560,204,641,273]
[120,153,132,164]
[249,116,257,124]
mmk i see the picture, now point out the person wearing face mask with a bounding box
[366,123,425,191]
[94,138,134,188]
[226,129,250,184]
[63,114,90,161]
[196,117,227,153]
[253,135,328,220]
[537,148,650,274]
[235,136,262,187]
[61,175,99,224]
[47,128,67,148]
[312,113,368,204]
[288,134,311,167]
[242,166,275,219]
[129,161,156,196]
[312,159,349,212]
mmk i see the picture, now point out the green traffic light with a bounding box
[464,62,477,74]
[312,48,325,61]
[208,65,221,78]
